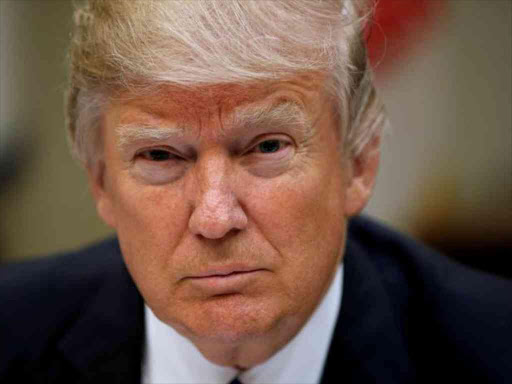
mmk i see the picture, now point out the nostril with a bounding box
[189,210,233,239]
[195,227,241,241]
[188,202,248,239]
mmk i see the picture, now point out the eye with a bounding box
[241,137,294,178]
[138,148,181,162]
[254,139,288,154]
[131,147,188,185]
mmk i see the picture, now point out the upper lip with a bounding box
[189,265,265,279]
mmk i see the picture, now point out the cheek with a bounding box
[244,163,345,246]
[113,182,185,238]
[108,177,190,292]
[240,163,347,290]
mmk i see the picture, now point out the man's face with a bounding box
[91,73,375,360]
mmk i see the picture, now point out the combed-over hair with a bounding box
[66,0,386,167]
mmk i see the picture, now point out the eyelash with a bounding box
[138,149,181,162]
[247,139,290,155]
[137,138,291,163]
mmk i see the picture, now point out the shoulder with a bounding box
[0,237,123,313]
[347,216,512,381]
[347,215,512,309]
[0,238,123,371]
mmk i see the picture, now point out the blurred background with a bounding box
[1,0,511,277]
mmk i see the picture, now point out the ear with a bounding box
[87,161,117,228]
[344,134,381,217]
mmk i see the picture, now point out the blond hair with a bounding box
[66,0,386,167]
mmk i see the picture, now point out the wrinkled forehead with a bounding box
[114,83,269,123]
[109,73,330,126]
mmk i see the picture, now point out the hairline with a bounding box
[67,0,381,168]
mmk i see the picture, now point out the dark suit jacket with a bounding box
[1,216,511,383]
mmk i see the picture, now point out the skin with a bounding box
[88,73,380,369]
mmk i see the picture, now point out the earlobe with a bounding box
[344,134,381,217]
[87,161,117,228]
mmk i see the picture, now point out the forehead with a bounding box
[110,73,329,125]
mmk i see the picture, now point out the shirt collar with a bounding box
[143,264,343,384]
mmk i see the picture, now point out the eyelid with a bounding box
[246,134,293,154]
[135,146,184,161]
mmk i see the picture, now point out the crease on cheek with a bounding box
[245,148,298,178]
[248,161,290,178]
[128,163,187,185]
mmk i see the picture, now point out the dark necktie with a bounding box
[229,377,243,384]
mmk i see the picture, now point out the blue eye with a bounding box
[257,140,282,153]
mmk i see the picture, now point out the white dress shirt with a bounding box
[142,264,343,384]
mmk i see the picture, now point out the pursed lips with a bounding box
[183,266,268,295]
[187,265,267,279]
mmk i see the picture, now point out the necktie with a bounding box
[229,377,243,384]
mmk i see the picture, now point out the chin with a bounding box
[175,293,287,345]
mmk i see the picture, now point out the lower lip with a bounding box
[187,270,265,295]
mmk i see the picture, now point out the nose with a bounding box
[188,152,248,239]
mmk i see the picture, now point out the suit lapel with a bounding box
[321,233,415,383]
[57,241,145,384]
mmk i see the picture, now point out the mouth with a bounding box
[185,268,267,295]
[190,266,266,279]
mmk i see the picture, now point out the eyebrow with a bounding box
[232,101,313,140]
[116,123,184,150]
[115,101,314,150]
